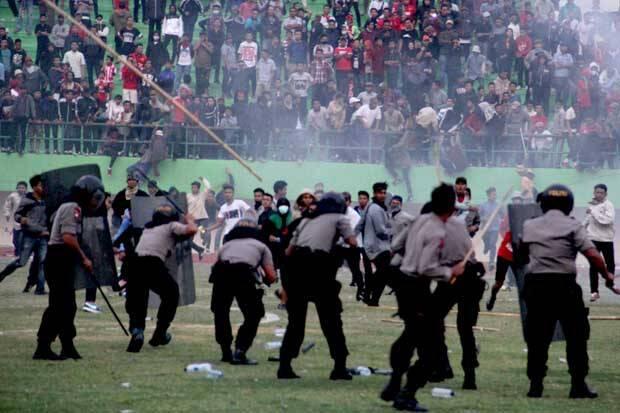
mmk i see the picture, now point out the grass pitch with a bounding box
[1,262,619,412]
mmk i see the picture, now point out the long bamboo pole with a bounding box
[43,0,262,181]
[450,185,514,284]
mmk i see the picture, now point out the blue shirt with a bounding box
[288,41,308,64]
[479,200,504,232]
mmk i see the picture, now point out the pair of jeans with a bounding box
[173,65,192,93]
[12,228,22,257]
[16,0,33,33]
[0,234,47,292]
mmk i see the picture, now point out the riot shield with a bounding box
[130,195,195,307]
[40,164,117,290]
[508,203,564,341]
[75,216,117,290]
[40,164,101,225]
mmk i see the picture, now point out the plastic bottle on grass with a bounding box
[354,366,372,376]
[265,341,282,350]
[185,363,213,373]
[431,387,455,398]
[184,363,223,379]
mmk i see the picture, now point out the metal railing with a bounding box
[1,120,619,169]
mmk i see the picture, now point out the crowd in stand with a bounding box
[1,0,620,170]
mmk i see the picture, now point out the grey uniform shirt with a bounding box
[218,238,273,268]
[136,222,189,262]
[522,210,594,275]
[399,213,472,282]
[291,213,354,253]
[49,202,82,246]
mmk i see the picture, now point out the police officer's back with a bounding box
[521,184,619,399]
[278,192,357,381]
[211,216,276,365]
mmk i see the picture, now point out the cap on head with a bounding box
[538,184,574,215]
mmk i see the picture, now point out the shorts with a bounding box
[122,89,138,104]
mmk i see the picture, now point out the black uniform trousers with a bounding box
[210,262,265,352]
[433,271,485,373]
[280,248,349,364]
[588,241,615,294]
[336,245,365,289]
[37,245,79,345]
[368,250,392,305]
[125,255,179,332]
[524,274,590,382]
[389,273,432,382]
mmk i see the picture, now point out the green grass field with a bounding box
[1,262,619,412]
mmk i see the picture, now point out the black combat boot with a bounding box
[527,378,544,398]
[393,390,429,412]
[231,349,258,365]
[126,329,144,353]
[33,341,66,361]
[569,379,598,399]
[149,327,172,347]
[60,340,82,360]
[462,369,477,390]
[221,346,233,362]
[277,360,300,379]
[380,375,401,402]
[329,358,352,380]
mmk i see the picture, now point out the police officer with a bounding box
[278,192,358,381]
[211,216,277,365]
[33,176,106,360]
[521,184,620,398]
[430,186,487,390]
[125,205,198,353]
[381,183,470,411]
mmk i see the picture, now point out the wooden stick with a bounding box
[450,185,514,284]
[42,0,262,182]
[380,319,499,332]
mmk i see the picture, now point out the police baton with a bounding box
[84,268,129,336]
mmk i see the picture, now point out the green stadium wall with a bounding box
[0,154,619,207]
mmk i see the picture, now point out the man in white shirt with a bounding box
[207,184,250,237]
[584,184,616,302]
[238,32,258,96]
[187,177,211,249]
[357,81,378,105]
[337,192,365,301]
[352,97,382,129]
[106,94,124,122]
[255,49,277,98]
[62,41,86,81]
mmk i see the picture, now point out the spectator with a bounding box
[174,35,194,93]
[179,0,204,42]
[62,41,86,82]
[162,3,182,62]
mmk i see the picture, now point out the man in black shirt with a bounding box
[34,14,52,65]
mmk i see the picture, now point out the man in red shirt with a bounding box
[334,37,353,93]
[529,104,548,128]
[121,56,140,104]
[515,30,532,87]
[129,43,148,71]
[168,85,191,159]
[371,37,385,85]
[239,0,257,20]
